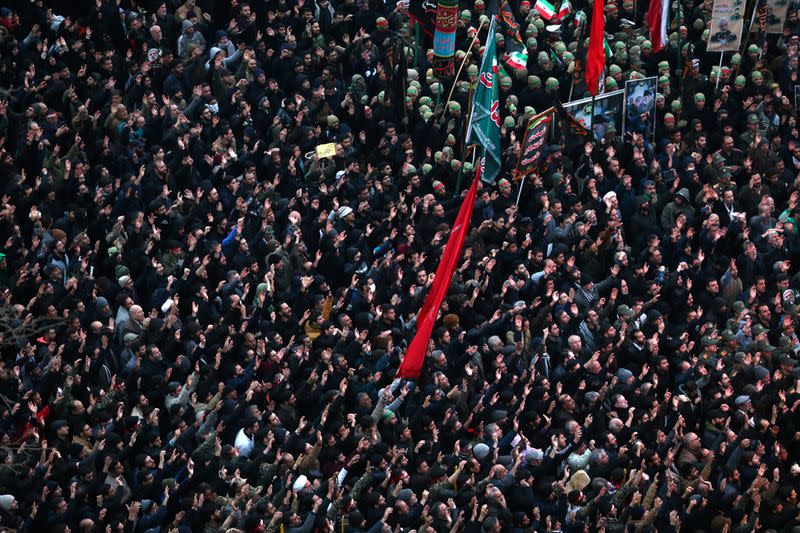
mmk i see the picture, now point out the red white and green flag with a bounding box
[557,0,572,20]
[535,0,557,20]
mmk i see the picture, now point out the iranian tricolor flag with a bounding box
[507,50,528,69]
[535,0,557,20]
[557,0,572,20]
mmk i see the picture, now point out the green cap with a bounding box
[751,70,763,80]
[748,44,759,53]
[747,114,759,124]
[664,113,675,122]
[422,163,433,174]
[419,96,432,107]
[448,101,461,112]
[658,75,670,85]
[554,42,567,54]
[527,75,541,88]
[495,32,505,43]
[657,60,670,70]
[526,36,538,48]
[606,77,618,89]
[451,159,462,170]
[545,77,559,89]
[670,100,681,111]
[642,40,652,49]
[537,51,549,63]
[503,116,516,128]
[562,51,574,62]
[422,110,433,121]
[609,64,622,75]
[467,64,479,75]
[701,336,718,347]
[500,76,513,87]
[731,53,742,65]
[734,75,746,86]
[461,9,472,19]
[617,304,635,317]
[694,92,706,102]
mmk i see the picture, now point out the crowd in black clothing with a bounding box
[0,0,800,532]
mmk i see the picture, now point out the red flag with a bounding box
[646,0,668,52]
[397,168,482,379]
[585,0,606,96]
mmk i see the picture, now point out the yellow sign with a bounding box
[315,143,337,159]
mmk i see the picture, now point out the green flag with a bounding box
[466,17,502,184]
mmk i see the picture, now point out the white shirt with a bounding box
[234,428,254,458]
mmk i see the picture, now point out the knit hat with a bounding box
[0,495,14,512]
[432,180,445,192]
[473,443,491,460]
[118,275,131,287]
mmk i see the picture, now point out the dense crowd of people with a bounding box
[0,0,799,531]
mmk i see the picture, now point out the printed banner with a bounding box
[707,0,745,52]
[624,76,657,141]
[516,109,554,175]
[432,0,459,79]
[749,0,790,34]
[563,89,625,142]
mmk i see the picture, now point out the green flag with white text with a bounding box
[466,17,502,184]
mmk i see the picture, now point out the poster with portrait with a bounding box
[563,89,626,142]
[624,77,657,141]
[707,0,745,52]
[766,0,791,33]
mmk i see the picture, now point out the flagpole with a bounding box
[516,173,527,206]
[715,52,724,90]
